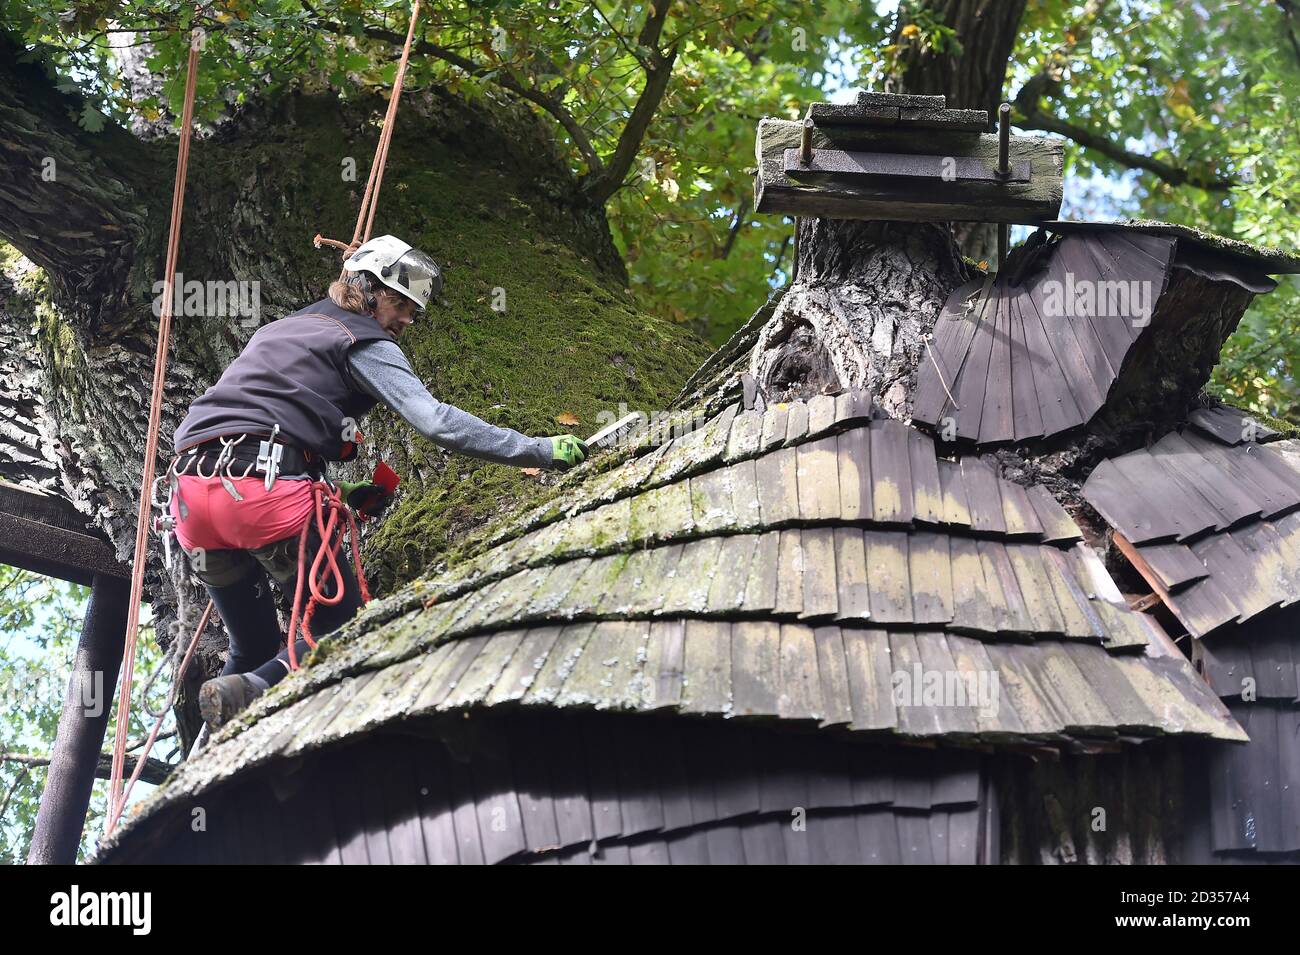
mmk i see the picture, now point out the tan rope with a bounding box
[106,22,203,836]
[314,1,422,274]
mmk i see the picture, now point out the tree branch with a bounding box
[0,31,157,328]
[1010,0,1233,193]
[581,1,678,205]
[2,749,174,786]
[1015,104,1235,192]
[330,17,607,179]
[718,198,751,260]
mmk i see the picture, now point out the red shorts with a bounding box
[171,475,316,552]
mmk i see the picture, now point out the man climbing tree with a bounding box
[168,234,588,730]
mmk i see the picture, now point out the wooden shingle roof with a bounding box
[96,390,1249,857]
[103,715,992,865]
[912,231,1175,446]
[1083,428,1300,638]
[1043,219,1300,276]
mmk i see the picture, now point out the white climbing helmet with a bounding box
[343,234,442,309]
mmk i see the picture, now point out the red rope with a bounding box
[285,481,372,669]
[314,0,422,271]
[106,23,203,837]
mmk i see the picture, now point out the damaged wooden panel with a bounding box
[914,232,1174,446]
[1088,433,1300,637]
[1189,404,1280,445]
[1086,431,1300,548]
[755,117,1063,223]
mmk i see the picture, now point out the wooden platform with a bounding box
[0,481,128,585]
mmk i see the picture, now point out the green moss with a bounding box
[270,110,712,591]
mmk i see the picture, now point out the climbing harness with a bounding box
[108,3,419,834]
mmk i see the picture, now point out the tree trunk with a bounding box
[1,52,707,733]
[26,573,128,864]
[892,0,1030,263]
[750,218,970,412]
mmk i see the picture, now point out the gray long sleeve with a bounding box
[348,339,552,468]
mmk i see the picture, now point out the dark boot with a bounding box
[198,673,265,729]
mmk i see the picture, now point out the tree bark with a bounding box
[750,218,970,412]
[892,0,1028,116]
[27,573,128,864]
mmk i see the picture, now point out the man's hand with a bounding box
[338,480,393,518]
[548,434,589,470]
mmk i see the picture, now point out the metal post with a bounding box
[27,573,129,864]
[800,118,814,166]
[996,102,1011,270]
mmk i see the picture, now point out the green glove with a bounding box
[549,434,589,470]
[338,480,392,518]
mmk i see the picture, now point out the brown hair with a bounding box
[329,271,379,314]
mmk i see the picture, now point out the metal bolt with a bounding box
[996,103,1011,179]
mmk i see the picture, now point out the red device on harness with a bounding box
[350,460,401,521]
[374,460,400,494]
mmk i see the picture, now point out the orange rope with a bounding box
[110,599,213,828]
[314,0,422,271]
[285,481,372,670]
[106,23,203,837]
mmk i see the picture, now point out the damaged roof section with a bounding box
[1083,424,1300,638]
[913,222,1299,449]
[913,230,1174,445]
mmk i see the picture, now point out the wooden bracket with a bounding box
[783,148,1031,183]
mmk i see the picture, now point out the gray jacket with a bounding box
[348,339,552,468]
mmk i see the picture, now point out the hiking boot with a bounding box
[199,674,265,730]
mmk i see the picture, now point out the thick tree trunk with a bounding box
[750,218,970,412]
[1,43,706,738]
[892,0,1029,116]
